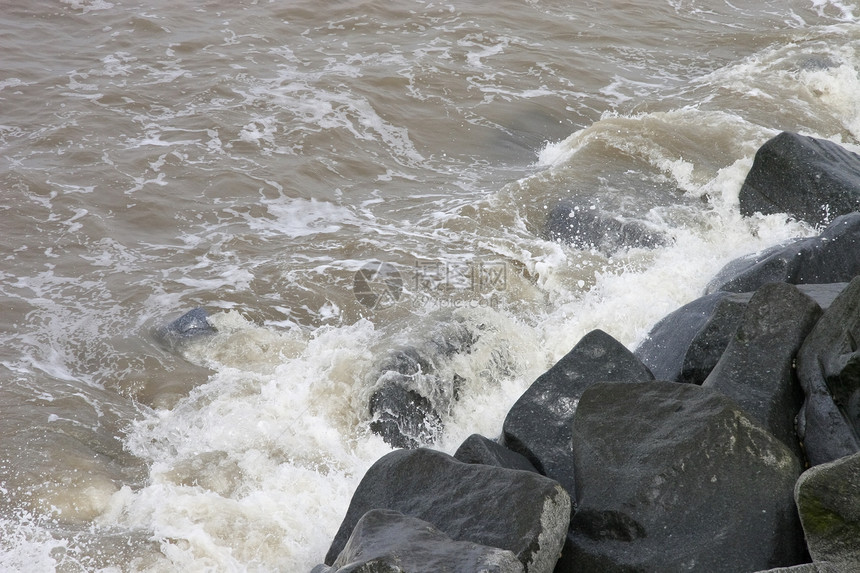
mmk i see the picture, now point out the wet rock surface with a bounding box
[501,329,654,501]
[566,381,804,572]
[739,131,860,227]
[314,134,860,573]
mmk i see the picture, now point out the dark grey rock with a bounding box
[323,448,570,573]
[501,330,654,500]
[739,131,860,227]
[702,282,822,459]
[544,199,668,253]
[367,322,475,448]
[795,451,860,570]
[635,291,752,385]
[706,213,860,294]
[154,307,216,351]
[566,381,804,572]
[635,284,847,389]
[369,382,442,449]
[453,434,539,473]
[323,509,524,573]
[796,276,860,466]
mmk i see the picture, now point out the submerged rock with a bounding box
[544,198,668,253]
[367,321,474,448]
[702,282,822,459]
[706,212,860,294]
[796,276,860,466]
[502,329,654,501]
[369,381,442,449]
[566,381,805,572]
[318,509,524,573]
[795,451,860,571]
[323,448,570,573]
[739,131,860,227]
[153,307,217,351]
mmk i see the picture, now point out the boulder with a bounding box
[565,381,805,572]
[795,451,860,570]
[453,434,539,473]
[318,509,524,573]
[501,330,654,500]
[154,307,216,351]
[323,448,570,573]
[702,282,822,459]
[544,199,667,253]
[635,291,752,385]
[367,321,475,448]
[796,276,860,466]
[635,284,845,388]
[369,381,442,449]
[706,213,860,294]
[739,131,860,227]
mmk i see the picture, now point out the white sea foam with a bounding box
[60,0,115,14]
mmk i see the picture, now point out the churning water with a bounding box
[1,0,859,570]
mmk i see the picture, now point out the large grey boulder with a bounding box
[703,282,822,458]
[317,509,524,573]
[739,131,860,227]
[565,381,805,572]
[323,448,570,573]
[635,291,752,385]
[502,330,653,500]
[796,276,860,466]
[795,451,860,570]
[706,212,860,294]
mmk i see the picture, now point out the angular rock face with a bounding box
[544,199,667,253]
[706,212,860,294]
[323,448,570,573]
[795,452,860,571]
[502,329,654,499]
[796,276,860,466]
[453,434,539,473]
[567,381,804,573]
[702,282,822,458]
[321,509,525,573]
[738,131,860,227]
[635,291,752,385]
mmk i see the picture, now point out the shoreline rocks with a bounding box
[322,448,570,573]
[313,133,860,573]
